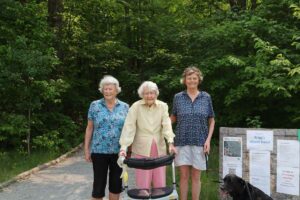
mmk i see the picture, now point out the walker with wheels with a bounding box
[118,154,179,200]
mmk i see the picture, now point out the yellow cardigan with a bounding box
[119,99,175,157]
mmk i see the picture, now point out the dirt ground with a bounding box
[0,150,135,200]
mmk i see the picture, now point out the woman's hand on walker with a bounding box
[169,143,177,154]
[119,150,127,157]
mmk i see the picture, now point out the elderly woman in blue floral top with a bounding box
[170,67,215,200]
[84,75,129,200]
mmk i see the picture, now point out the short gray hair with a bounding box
[98,75,121,94]
[180,66,204,85]
[137,81,159,98]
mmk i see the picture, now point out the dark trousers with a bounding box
[91,153,122,198]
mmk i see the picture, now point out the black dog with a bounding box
[220,174,273,200]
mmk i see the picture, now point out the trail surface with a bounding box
[0,150,135,200]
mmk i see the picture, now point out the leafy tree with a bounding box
[0,0,68,154]
[1,0,299,155]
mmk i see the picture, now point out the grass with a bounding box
[167,142,219,200]
[0,150,60,183]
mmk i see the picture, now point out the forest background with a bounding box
[0,0,299,157]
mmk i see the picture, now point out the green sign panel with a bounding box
[298,129,300,141]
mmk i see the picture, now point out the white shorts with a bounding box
[175,145,206,170]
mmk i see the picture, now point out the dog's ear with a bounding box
[225,175,232,183]
[238,176,245,185]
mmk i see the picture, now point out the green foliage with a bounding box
[246,116,263,128]
[290,4,300,19]
[0,149,59,183]
[33,131,63,152]
[0,113,28,147]
[0,0,75,153]
[1,0,300,156]
[33,112,81,152]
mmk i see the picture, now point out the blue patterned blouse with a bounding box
[88,98,129,154]
[172,91,215,146]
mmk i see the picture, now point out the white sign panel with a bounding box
[250,150,270,176]
[223,137,243,178]
[276,140,300,196]
[249,150,271,195]
[250,176,271,196]
[277,167,299,196]
[247,130,273,151]
[277,140,300,168]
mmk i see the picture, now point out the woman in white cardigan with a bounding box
[119,81,177,190]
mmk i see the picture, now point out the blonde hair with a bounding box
[137,81,159,98]
[180,66,203,85]
[98,75,121,94]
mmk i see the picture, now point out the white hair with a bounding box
[137,81,159,98]
[98,75,121,94]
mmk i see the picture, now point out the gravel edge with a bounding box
[0,143,83,191]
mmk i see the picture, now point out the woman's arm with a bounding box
[170,95,177,123]
[161,104,175,143]
[84,120,94,162]
[170,114,177,123]
[119,104,138,155]
[204,117,215,154]
[162,104,177,154]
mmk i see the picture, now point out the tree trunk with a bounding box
[27,99,31,155]
[117,0,135,70]
[48,0,64,59]
[48,0,63,28]
[228,0,236,9]
[239,0,246,10]
[19,0,27,4]
[124,2,134,69]
[251,0,257,10]
[228,0,247,11]
[137,0,142,76]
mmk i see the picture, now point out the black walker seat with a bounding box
[123,154,175,170]
[123,154,176,199]
[127,187,173,199]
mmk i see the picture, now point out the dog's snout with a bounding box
[220,184,225,190]
[220,181,226,191]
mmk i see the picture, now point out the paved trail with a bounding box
[0,149,135,200]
